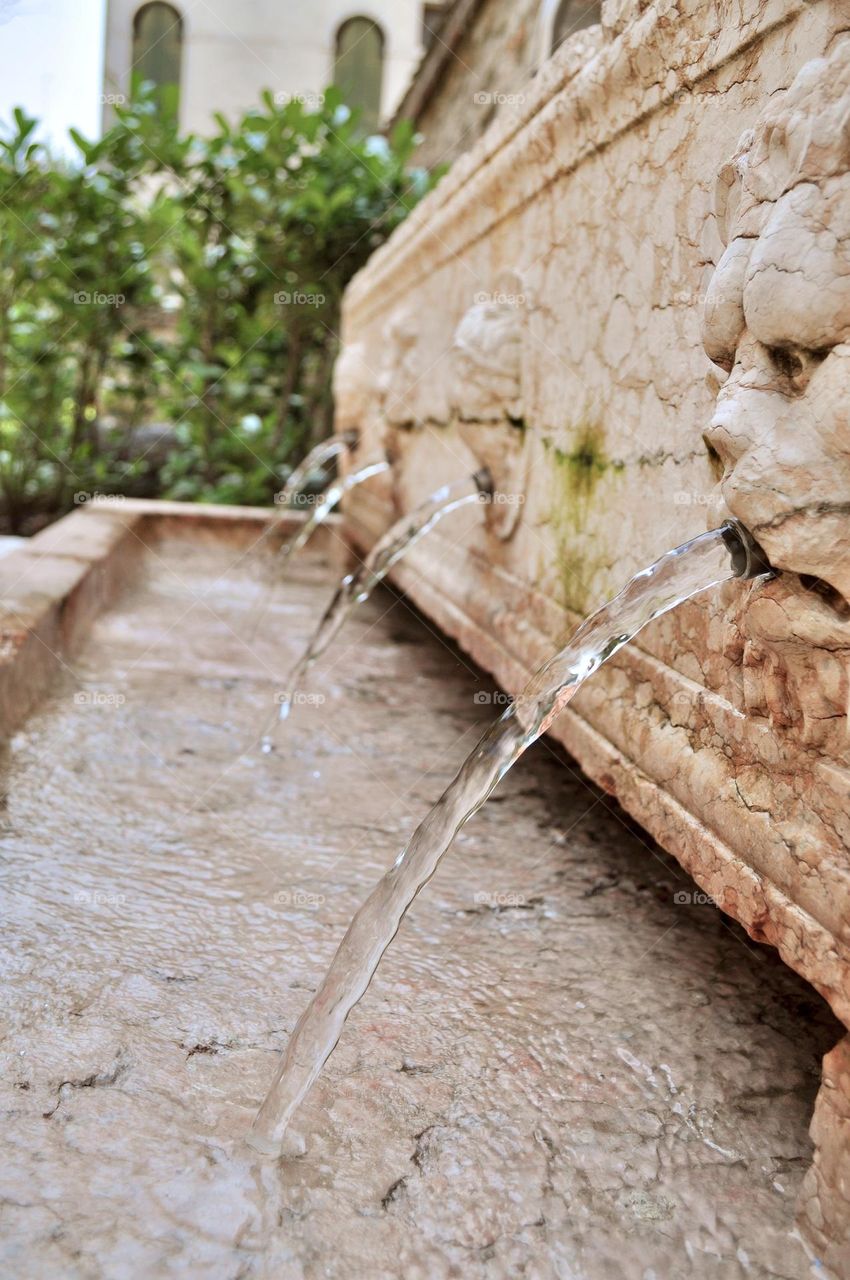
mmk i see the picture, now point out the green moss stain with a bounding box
[544,424,624,615]
[550,425,612,503]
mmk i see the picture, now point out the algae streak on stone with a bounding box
[544,425,624,616]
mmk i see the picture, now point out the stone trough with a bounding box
[0,498,845,1277]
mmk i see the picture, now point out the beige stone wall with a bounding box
[409,0,607,170]
[337,0,850,1045]
[408,0,548,169]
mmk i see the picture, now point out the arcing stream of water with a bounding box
[243,454,390,646]
[249,431,358,574]
[277,458,390,569]
[260,468,493,751]
[247,521,772,1154]
[276,431,358,510]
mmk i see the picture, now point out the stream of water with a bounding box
[243,455,390,645]
[249,431,357,574]
[260,469,492,751]
[247,521,770,1154]
[276,458,390,569]
[276,431,358,510]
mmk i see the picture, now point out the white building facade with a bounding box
[102,0,442,135]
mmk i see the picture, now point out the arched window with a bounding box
[334,17,384,133]
[132,3,183,114]
[551,0,601,52]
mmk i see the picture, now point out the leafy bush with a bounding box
[0,90,433,531]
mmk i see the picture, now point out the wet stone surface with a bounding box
[0,538,840,1279]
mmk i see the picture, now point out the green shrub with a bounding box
[0,90,435,531]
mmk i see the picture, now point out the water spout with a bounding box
[247,520,772,1156]
[277,458,390,569]
[260,468,493,751]
[244,452,390,645]
[276,430,359,510]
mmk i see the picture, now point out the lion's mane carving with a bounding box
[702,38,850,748]
[450,272,530,540]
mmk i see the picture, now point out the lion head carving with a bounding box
[450,272,530,540]
[701,38,850,748]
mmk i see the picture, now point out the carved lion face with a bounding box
[702,38,850,605]
[452,298,523,423]
[701,39,850,743]
[450,273,529,539]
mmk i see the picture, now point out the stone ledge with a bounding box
[0,550,90,740]
[344,0,812,327]
[0,501,343,739]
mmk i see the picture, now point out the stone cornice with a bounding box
[345,0,817,329]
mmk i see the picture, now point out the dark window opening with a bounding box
[422,4,445,52]
[132,2,183,116]
[334,16,384,133]
[552,0,601,53]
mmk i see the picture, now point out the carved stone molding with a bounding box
[332,341,376,435]
[797,1034,850,1274]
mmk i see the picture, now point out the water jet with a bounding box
[248,519,773,1155]
[260,466,493,751]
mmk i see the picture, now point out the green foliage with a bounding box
[0,89,434,531]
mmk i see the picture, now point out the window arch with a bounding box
[550,0,601,53]
[334,17,384,133]
[132,2,183,114]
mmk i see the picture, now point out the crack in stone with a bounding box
[42,1054,129,1119]
[381,1125,435,1212]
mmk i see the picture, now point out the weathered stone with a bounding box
[0,503,343,740]
[799,1035,850,1267]
[451,273,529,538]
[0,550,87,737]
[335,3,850,1267]
[0,528,840,1278]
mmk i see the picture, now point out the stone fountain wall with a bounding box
[335,1,850,1264]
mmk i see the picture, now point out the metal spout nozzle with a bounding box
[720,519,774,580]
[472,466,495,498]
